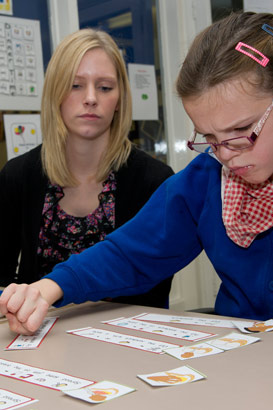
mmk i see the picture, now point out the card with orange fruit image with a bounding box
[137,365,206,387]
[205,332,260,350]
[164,342,223,361]
[232,319,273,334]
[62,380,135,404]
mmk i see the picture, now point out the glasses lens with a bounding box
[191,143,215,153]
[223,136,253,150]
[191,132,216,153]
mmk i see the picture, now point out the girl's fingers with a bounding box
[0,283,20,315]
[1,284,49,334]
[5,313,34,335]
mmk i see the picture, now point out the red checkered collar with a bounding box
[222,167,273,248]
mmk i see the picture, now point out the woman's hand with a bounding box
[0,279,63,335]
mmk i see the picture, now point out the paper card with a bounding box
[103,317,216,342]
[0,0,12,16]
[232,319,273,334]
[133,313,235,328]
[128,63,158,120]
[0,359,94,391]
[244,0,273,13]
[206,332,260,351]
[4,114,42,160]
[137,365,206,387]
[67,327,179,354]
[63,381,135,404]
[6,317,58,350]
[164,342,224,361]
[0,389,38,410]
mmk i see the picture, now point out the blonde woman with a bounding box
[0,29,173,309]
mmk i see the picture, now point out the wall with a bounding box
[157,0,221,311]
[0,0,52,170]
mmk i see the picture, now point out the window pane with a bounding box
[211,0,243,21]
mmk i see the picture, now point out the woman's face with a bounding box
[183,78,273,184]
[61,48,120,145]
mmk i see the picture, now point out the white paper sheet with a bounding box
[104,317,216,342]
[6,317,58,350]
[0,389,37,410]
[0,359,94,391]
[67,326,179,354]
[128,63,158,120]
[244,0,273,12]
[132,313,236,328]
[4,114,42,160]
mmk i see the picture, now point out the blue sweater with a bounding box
[46,154,273,320]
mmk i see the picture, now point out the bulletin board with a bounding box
[0,15,44,110]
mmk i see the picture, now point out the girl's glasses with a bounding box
[187,100,273,154]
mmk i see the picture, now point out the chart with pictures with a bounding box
[0,16,44,110]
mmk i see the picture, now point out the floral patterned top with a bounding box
[37,172,116,277]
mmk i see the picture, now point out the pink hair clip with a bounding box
[235,41,269,67]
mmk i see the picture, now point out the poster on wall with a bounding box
[128,63,158,121]
[0,0,13,16]
[244,0,273,12]
[4,114,42,160]
[0,15,44,110]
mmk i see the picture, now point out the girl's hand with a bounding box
[0,280,63,335]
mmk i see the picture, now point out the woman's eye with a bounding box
[72,84,80,89]
[99,86,112,92]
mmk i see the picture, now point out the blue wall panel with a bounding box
[78,0,154,65]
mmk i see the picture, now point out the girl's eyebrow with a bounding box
[194,128,203,134]
[195,116,255,135]
[220,115,258,133]
[194,128,210,136]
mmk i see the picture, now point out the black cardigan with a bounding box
[0,145,174,307]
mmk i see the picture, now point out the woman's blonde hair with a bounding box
[176,12,273,99]
[41,28,132,186]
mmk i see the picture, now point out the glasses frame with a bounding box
[187,99,273,153]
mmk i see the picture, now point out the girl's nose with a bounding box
[83,85,97,106]
[217,145,240,162]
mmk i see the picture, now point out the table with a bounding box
[0,301,272,409]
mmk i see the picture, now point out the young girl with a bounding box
[0,29,173,309]
[2,12,273,334]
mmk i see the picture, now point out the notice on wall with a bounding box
[244,0,273,12]
[128,63,158,121]
[0,15,44,110]
[0,0,13,16]
[4,114,42,160]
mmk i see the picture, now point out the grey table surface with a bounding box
[0,301,272,410]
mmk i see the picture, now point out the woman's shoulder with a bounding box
[126,146,174,176]
[0,145,43,183]
[115,147,174,197]
[2,144,42,169]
